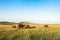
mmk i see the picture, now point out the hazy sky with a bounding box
[0,0,60,24]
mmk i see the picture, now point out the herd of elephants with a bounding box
[12,23,48,29]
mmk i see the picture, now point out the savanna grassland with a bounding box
[0,23,60,40]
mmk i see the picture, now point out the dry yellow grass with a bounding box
[0,24,17,30]
[0,24,60,40]
[0,24,60,30]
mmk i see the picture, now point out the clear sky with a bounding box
[0,0,60,24]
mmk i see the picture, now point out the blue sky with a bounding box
[0,0,60,24]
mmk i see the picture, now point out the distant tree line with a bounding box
[0,22,16,25]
